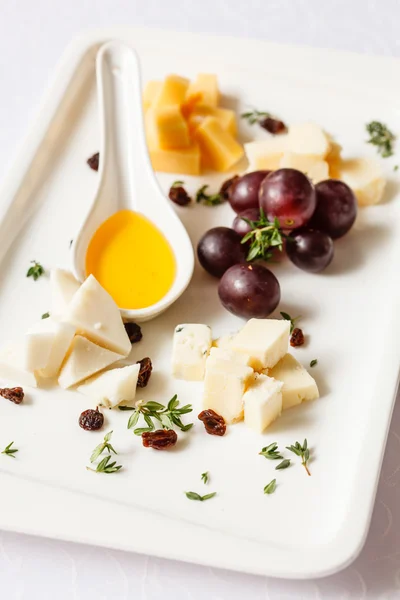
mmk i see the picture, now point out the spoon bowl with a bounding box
[71,41,194,321]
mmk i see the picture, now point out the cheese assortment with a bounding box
[144,73,243,174]
[171,318,318,433]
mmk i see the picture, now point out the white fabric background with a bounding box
[0,1,399,597]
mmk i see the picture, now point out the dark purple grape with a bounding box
[197,227,246,278]
[232,208,260,237]
[218,263,280,318]
[229,171,270,214]
[259,168,316,229]
[286,228,334,273]
[309,179,357,239]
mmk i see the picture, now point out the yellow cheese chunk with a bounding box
[245,137,288,171]
[154,75,190,107]
[148,141,201,175]
[186,74,220,107]
[194,117,244,172]
[188,106,237,137]
[143,80,162,111]
[146,106,190,149]
[338,158,386,206]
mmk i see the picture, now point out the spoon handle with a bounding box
[96,41,152,211]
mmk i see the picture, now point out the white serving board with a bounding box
[0,27,399,579]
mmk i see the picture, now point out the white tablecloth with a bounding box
[0,1,399,597]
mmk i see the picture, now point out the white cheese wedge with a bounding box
[213,333,236,350]
[203,360,253,423]
[172,324,212,381]
[268,353,319,410]
[58,336,123,389]
[243,373,283,433]
[50,268,80,319]
[244,137,288,171]
[207,346,252,367]
[286,123,330,158]
[65,275,131,357]
[338,158,386,206]
[77,364,140,408]
[279,152,329,183]
[27,318,76,379]
[0,343,37,387]
[232,318,290,372]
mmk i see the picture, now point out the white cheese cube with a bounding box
[50,268,80,319]
[27,319,76,379]
[244,137,288,171]
[172,324,212,381]
[286,123,330,158]
[279,152,329,183]
[0,343,38,388]
[203,360,253,423]
[268,353,319,410]
[338,158,386,206]
[243,373,283,433]
[213,333,236,350]
[232,318,290,371]
[77,364,140,408]
[65,275,131,357]
[58,335,123,389]
[207,346,252,367]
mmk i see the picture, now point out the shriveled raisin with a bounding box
[124,322,142,344]
[219,175,239,201]
[169,185,191,206]
[136,357,152,388]
[259,117,286,135]
[79,408,104,431]
[290,327,305,347]
[142,429,177,450]
[0,387,24,404]
[87,152,99,171]
[198,409,226,436]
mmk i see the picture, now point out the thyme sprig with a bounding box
[27,261,44,281]
[366,121,395,158]
[201,471,209,484]
[241,210,285,261]
[1,441,18,458]
[90,430,117,463]
[259,442,283,460]
[241,109,271,125]
[280,312,302,334]
[195,184,224,206]
[286,439,311,476]
[87,455,122,474]
[127,395,193,436]
[185,491,216,502]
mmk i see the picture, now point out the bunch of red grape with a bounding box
[197,168,357,318]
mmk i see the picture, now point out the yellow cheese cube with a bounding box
[153,75,190,107]
[194,117,244,172]
[148,141,201,175]
[143,80,162,111]
[188,106,237,137]
[186,74,220,107]
[338,158,386,206]
[146,106,190,149]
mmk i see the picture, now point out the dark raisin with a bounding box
[219,175,239,201]
[259,117,286,135]
[79,408,104,431]
[142,429,177,450]
[198,409,226,436]
[87,152,99,171]
[136,357,153,387]
[169,185,191,206]
[124,322,142,344]
[290,327,305,347]
[0,387,24,404]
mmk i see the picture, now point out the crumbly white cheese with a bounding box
[77,363,140,408]
[212,333,236,350]
[232,318,290,371]
[207,346,252,367]
[172,324,212,381]
[50,268,80,319]
[243,373,283,433]
[58,335,123,389]
[286,123,330,158]
[268,353,319,410]
[27,318,76,379]
[202,359,253,423]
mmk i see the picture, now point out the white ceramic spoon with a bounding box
[71,41,194,322]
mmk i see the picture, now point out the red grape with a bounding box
[229,171,270,214]
[259,168,316,229]
[286,228,334,273]
[309,179,357,239]
[232,208,260,237]
[218,263,280,318]
[197,227,246,278]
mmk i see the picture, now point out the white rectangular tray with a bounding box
[0,27,399,579]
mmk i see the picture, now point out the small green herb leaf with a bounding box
[280,311,301,334]
[1,441,18,458]
[366,121,395,158]
[201,471,209,484]
[90,430,117,463]
[87,455,122,474]
[286,439,311,476]
[27,261,45,281]
[394,165,399,171]
[241,109,270,125]
[242,212,285,262]
[275,459,291,470]
[310,359,318,367]
[41,312,50,319]
[171,180,184,188]
[185,491,216,502]
[127,396,193,434]
[118,406,135,411]
[264,479,277,494]
[195,184,224,206]
[259,442,283,460]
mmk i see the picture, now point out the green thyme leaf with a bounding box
[241,213,285,262]
[172,180,184,188]
[241,109,270,125]
[394,165,399,171]
[118,406,135,411]
[195,184,224,206]
[90,430,117,463]
[264,479,277,494]
[1,441,18,458]
[201,471,209,484]
[275,459,291,470]
[310,359,318,367]
[280,311,301,334]
[185,491,216,502]
[27,261,44,281]
[41,312,50,319]
[286,439,311,476]
[127,396,193,434]
[87,455,122,474]
[366,121,395,158]
[259,442,283,460]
